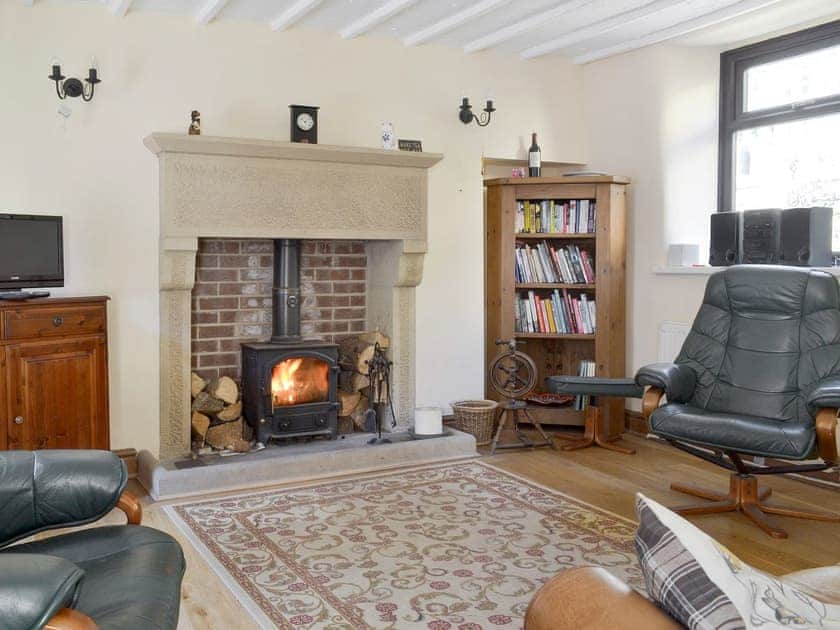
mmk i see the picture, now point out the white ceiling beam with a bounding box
[195,0,229,25]
[340,0,421,39]
[403,0,507,47]
[109,0,133,17]
[463,0,593,53]
[573,0,783,64]
[520,0,681,59]
[270,0,324,32]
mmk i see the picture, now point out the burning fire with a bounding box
[273,358,302,405]
[271,357,329,407]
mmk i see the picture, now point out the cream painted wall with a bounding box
[0,3,585,455]
[582,44,721,406]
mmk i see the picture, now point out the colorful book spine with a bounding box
[516,198,597,234]
[515,242,595,285]
[575,359,596,409]
[514,291,596,334]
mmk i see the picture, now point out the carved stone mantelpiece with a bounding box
[146,134,442,459]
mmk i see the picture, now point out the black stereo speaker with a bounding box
[741,209,782,264]
[709,211,741,266]
[779,206,833,266]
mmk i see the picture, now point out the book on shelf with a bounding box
[515,241,595,284]
[575,360,596,410]
[515,199,596,234]
[514,290,596,335]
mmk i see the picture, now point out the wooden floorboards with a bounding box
[36,432,840,628]
[486,432,840,575]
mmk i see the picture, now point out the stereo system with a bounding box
[709,207,833,267]
[741,209,782,264]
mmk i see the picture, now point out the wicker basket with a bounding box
[452,400,499,446]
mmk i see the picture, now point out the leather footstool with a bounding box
[546,376,643,454]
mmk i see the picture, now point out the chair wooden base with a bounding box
[45,609,97,630]
[555,406,636,455]
[671,474,840,539]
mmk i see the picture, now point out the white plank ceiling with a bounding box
[28,0,840,63]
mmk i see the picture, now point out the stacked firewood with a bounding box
[190,374,251,453]
[337,330,390,433]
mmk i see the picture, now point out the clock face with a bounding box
[296,112,314,131]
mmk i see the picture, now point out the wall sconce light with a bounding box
[48,63,101,102]
[459,97,495,127]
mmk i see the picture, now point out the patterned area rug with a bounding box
[165,460,643,629]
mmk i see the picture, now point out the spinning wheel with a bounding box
[489,340,554,454]
[489,347,537,400]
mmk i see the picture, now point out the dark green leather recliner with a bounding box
[636,265,840,539]
[0,450,185,629]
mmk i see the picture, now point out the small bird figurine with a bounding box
[188,110,201,135]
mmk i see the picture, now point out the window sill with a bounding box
[653,265,840,276]
[653,266,716,276]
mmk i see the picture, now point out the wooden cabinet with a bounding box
[0,297,109,450]
[484,176,629,438]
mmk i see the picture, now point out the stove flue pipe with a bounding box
[271,239,301,341]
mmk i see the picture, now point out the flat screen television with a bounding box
[0,214,64,290]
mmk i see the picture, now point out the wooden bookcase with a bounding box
[484,175,629,437]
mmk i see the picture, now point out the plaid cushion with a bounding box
[635,495,745,630]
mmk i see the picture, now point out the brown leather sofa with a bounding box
[524,566,840,629]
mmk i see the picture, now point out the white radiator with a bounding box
[658,322,691,362]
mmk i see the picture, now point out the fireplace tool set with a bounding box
[488,339,555,454]
[363,342,398,444]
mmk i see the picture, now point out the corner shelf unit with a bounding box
[484,175,629,434]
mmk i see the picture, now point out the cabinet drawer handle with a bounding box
[52,316,63,327]
[14,416,24,425]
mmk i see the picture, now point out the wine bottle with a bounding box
[528,132,541,177]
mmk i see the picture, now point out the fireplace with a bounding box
[147,134,442,459]
[241,239,340,443]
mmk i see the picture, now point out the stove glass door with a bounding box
[270,356,330,408]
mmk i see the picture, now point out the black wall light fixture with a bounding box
[459,97,495,127]
[49,63,101,102]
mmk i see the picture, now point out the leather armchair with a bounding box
[0,450,185,630]
[635,266,840,538]
[524,565,840,629]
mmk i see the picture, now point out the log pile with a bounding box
[190,374,251,453]
[337,330,390,432]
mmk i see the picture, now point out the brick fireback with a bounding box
[191,238,367,382]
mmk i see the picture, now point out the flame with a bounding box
[272,358,303,405]
[271,357,329,407]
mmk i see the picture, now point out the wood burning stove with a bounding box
[241,240,339,443]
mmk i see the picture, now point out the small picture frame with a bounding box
[398,139,423,152]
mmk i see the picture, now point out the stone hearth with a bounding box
[145,134,442,459]
[139,429,475,500]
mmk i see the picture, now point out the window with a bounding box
[718,20,840,250]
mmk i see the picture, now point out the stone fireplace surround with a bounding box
[145,134,442,459]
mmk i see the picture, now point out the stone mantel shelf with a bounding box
[144,133,443,169]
